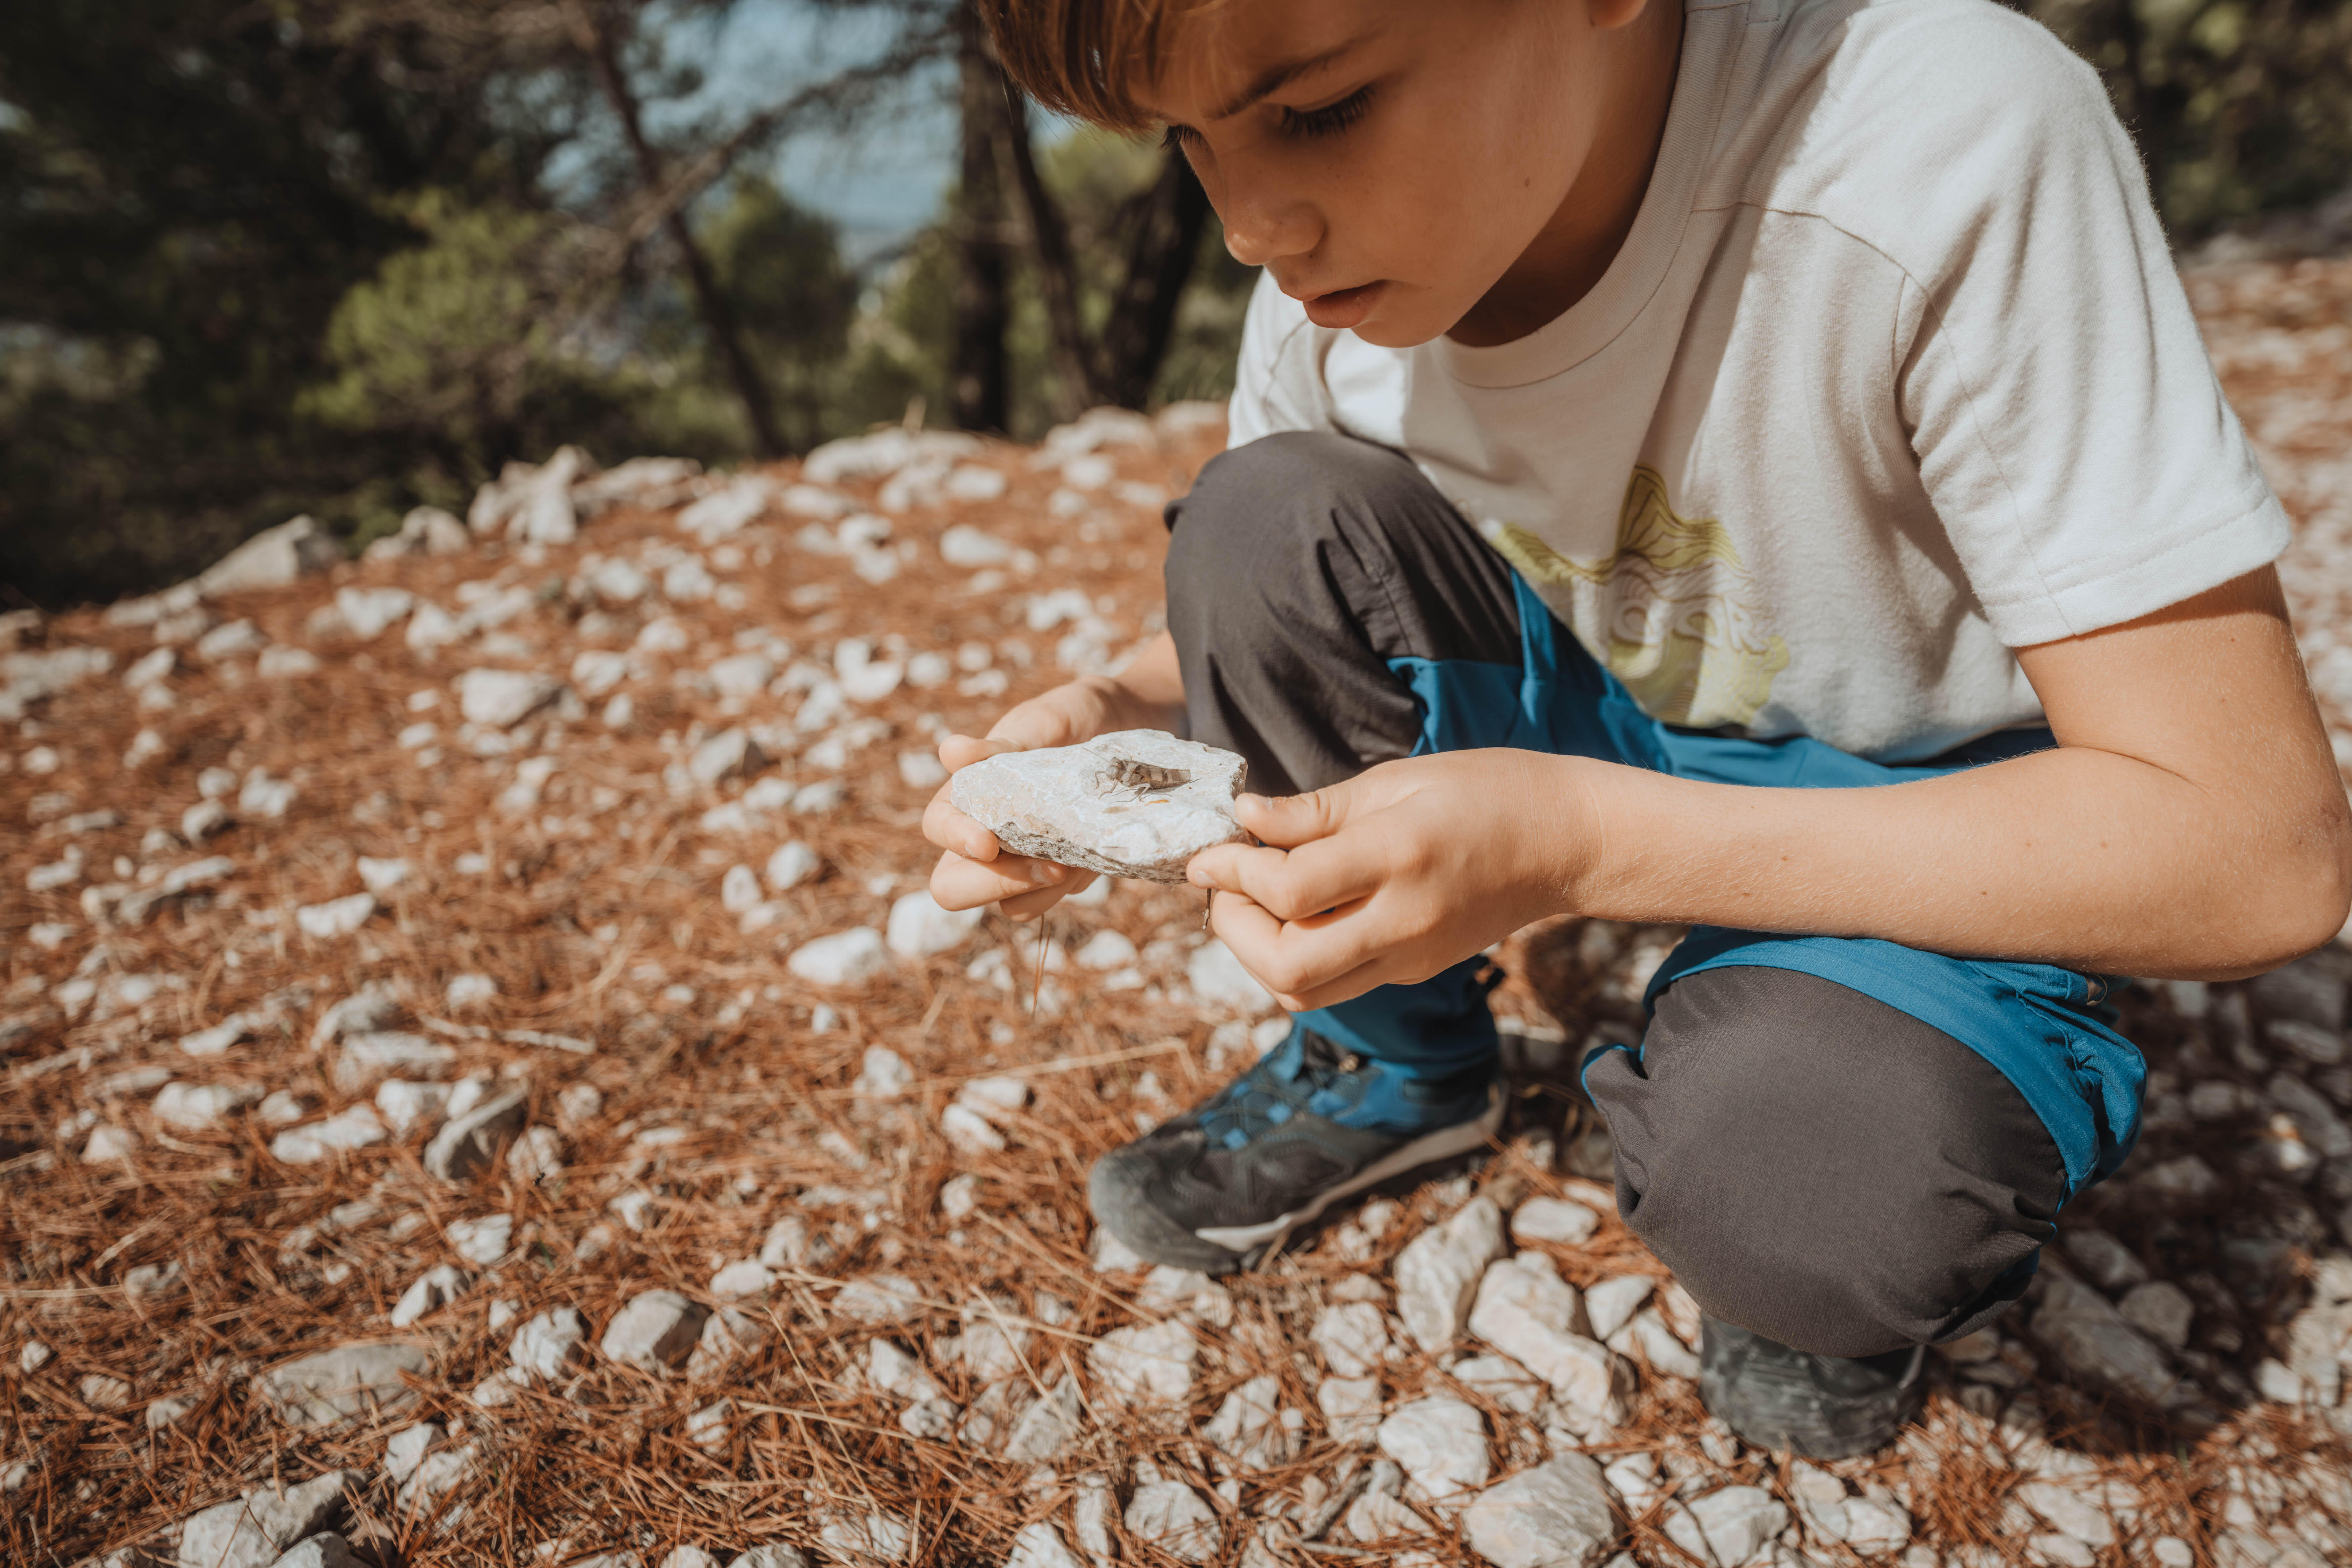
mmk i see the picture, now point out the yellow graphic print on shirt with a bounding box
[1479,466,1791,729]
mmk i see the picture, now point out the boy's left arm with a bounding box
[1189,565,2352,1007]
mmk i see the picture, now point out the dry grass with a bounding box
[4,258,2352,1568]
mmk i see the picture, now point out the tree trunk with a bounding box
[949,3,1010,433]
[997,82,1099,418]
[1093,147,1212,410]
[579,5,786,458]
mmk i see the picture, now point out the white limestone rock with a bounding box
[196,515,340,595]
[423,1085,528,1181]
[446,1214,512,1265]
[332,1031,453,1093]
[1124,1478,1223,1565]
[817,1508,915,1564]
[1003,1522,1086,1568]
[1201,1373,1296,1472]
[601,1289,710,1373]
[886,891,986,958]
[788,927,888,987]
[1088,1320,1199,1404]
[1460,1453,1618,1568]
[1312,1301,1391,1377]
[1450,1354,1548,1415]
[1609,1306,1701,1381]
[1002,1374,1087,1465]
[1378,1395,1490,1503]
[1468,1255,1627,1421]
[687,1306,769,1380]
[1510,1197,1600,1247]
[295,893,376,941]
[766,840,820,891]
[710,1259,773,1299]
[1395,1196,1507,1351]
[510,1308,588,1380]
[833,1272,927,1325]
[1319,1376,1382,1445]
[336,587,415,640]
[258,1344,429,1425]
[456,668,562,729]
[390,1264,469,1328]
[154,1080,264,1131]
[1663,1487,1788,1568]
[728,1549,808,1568]
[175,1470,354,1568]
[375,1080,451,1137]
[1582,1276,1654,1343]
[950,730,1246,882]
[270,1105,387,1164]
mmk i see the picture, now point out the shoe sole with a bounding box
[1089,1083,1505,1274]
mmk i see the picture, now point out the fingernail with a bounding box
[1030,863,1063,885]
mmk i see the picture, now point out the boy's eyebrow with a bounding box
[1204,40,1362,121]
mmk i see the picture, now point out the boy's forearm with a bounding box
[1563,746,2349,981]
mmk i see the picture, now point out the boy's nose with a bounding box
[1214,177,1322,269]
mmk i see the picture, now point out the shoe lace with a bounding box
[1197,1032,1363,1148]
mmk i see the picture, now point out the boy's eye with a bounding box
[1159,84,1377,152]
[1276,84,1375,139]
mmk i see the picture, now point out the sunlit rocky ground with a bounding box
[4,257,2351,1568]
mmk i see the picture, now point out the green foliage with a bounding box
[0,0,579,605]
[2010,0,2352,236]
[702,176,866,449]
[302,194,635,466]
[844,127,1258,442]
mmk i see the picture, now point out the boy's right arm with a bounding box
[923,630,1185,920]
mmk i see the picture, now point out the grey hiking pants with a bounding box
[1163,431,2078,1358]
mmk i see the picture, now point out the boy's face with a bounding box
[1142,0,1671,349]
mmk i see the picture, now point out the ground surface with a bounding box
[5,258,2352,1568]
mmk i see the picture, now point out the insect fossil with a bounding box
[1095,757,1193,797]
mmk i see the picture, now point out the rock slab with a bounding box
[1461,1453,1619,1568]
[259,1344,428,1425]
[950,730,1246,882]
[601,1289,711,1373]
[1395,1196,1507,1351]
[175,1470,352,1568]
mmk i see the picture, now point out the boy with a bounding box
[924,0,2351,1457]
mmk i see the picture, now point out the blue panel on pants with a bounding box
[1332,571,2144,1202]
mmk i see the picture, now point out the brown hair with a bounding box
[976,0,1217,133]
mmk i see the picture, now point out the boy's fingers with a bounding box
[1188,835,1385,923]
[1208,891,1384,1001]
[1232,787,1353,849]
[930,849,1067,911]
[939,732,1022,773]
[923,792,1001,862]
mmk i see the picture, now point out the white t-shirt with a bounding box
[1226,0,2289,761]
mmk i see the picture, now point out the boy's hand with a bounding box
[1186,749,1593,1011]
[924,673,1173,920]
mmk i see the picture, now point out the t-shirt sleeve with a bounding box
[1225,269,1329,448]
[1868,11,2290,648]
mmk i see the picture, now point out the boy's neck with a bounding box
[1448,0,1687,350]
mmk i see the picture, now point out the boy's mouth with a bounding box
[1303,281,1386,330]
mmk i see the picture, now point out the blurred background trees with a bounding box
[0,0,2344,607]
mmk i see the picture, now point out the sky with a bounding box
[656,2,961,265]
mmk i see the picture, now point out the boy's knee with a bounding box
[1585,965,2064,1357]
[1165,432,1429,600]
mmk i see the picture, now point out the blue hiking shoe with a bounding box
[1087,1027,1504,1273]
